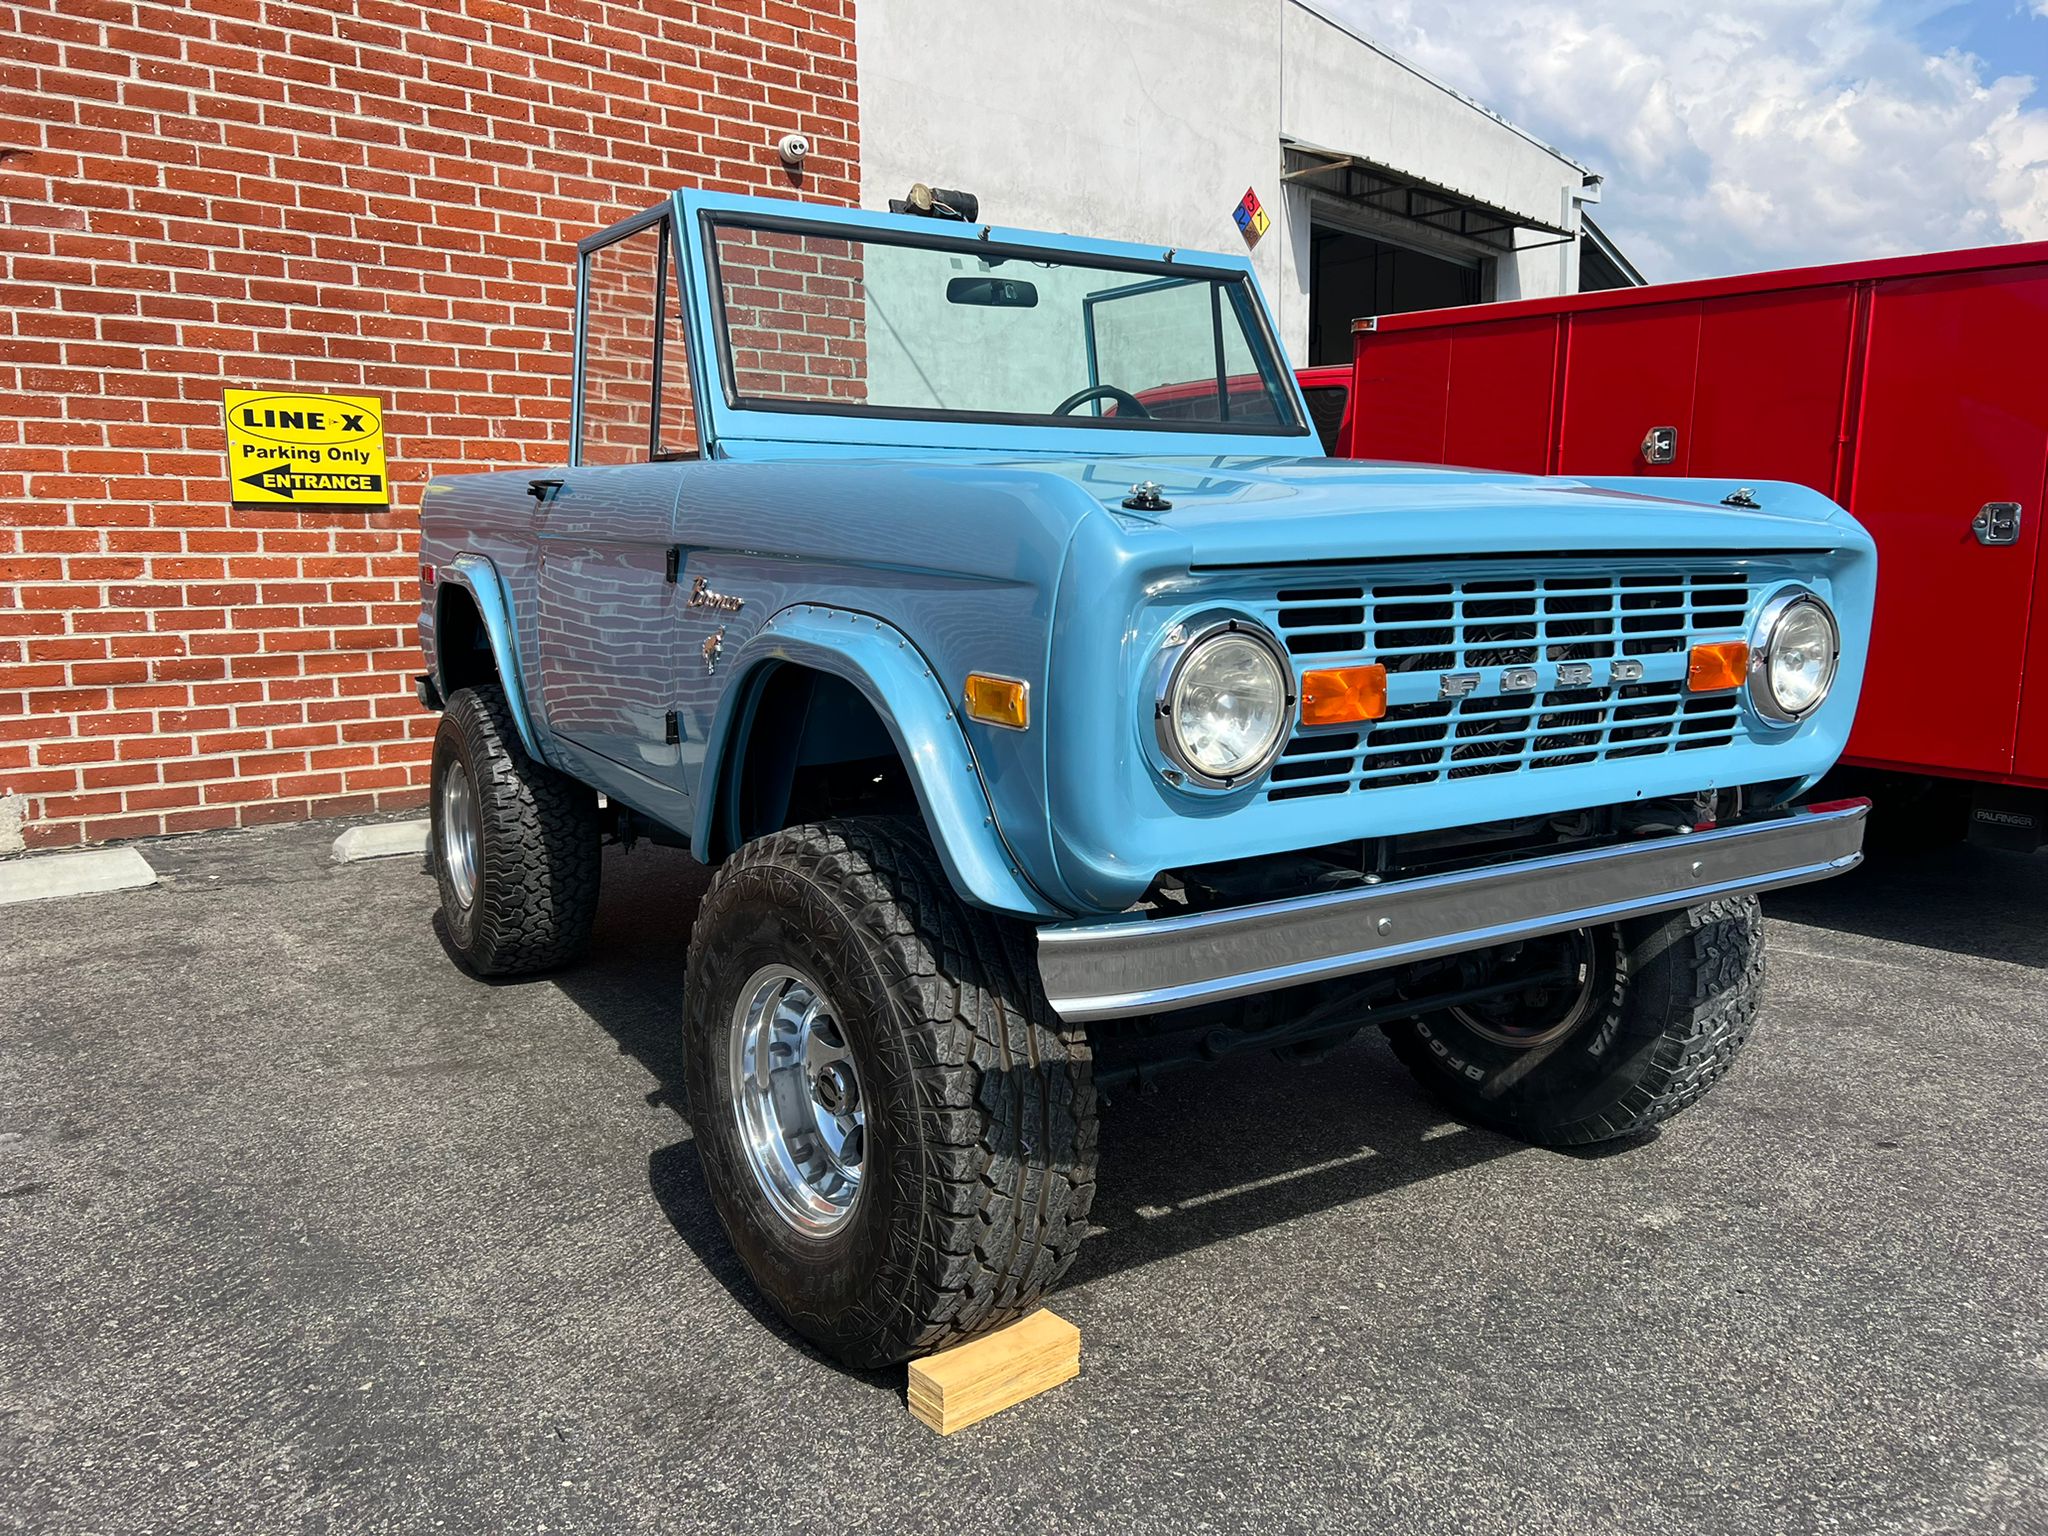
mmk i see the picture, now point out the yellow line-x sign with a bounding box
[224,388,389,507]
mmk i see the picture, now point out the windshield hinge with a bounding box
[664,547,681,583]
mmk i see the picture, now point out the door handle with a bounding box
[1972,502,2022,546]
[527,478,564,504]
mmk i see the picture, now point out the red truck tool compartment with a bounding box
[1344,243,2048,788]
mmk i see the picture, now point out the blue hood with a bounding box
[1006,455,1857,565]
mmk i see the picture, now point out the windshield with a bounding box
[706,218,1306,436]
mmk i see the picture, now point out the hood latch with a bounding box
[1123,480,1172,512]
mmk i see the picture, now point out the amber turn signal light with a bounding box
[1687,640,1750,693]
[963,672,1029,730]
[1300,664,1388,727]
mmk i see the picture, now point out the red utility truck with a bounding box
[1321,241,2048,850]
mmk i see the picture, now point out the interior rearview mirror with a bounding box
[946,276,1038,308]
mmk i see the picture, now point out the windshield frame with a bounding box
[698,206,1311,442]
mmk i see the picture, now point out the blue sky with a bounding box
[1324,1,2048,281]
[1919,0,2046,80]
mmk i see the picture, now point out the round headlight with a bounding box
[1755,593,1839,721]
[1158,622,1292,786]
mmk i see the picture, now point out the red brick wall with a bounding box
[0,0,858,851]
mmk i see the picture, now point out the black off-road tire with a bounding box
[430,683,601,976]
[1388,897,1766,1147]
[682,817,1097,1368]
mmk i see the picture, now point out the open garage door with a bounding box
[1285,140,1577,366]
[1307,227,1479,364]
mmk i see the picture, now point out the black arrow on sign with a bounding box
[237,464,384,500]
[240,463,302,499]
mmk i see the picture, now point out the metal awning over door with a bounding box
[1282,140,1573,255]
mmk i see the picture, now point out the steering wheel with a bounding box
[1052,383,1152,419]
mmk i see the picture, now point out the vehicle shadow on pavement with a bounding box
[1763,841,2048,969]
[643,1139,907,1387]
[1068,1043,1524,1287]
[533,847,904,1383]
[541,846,1529,1319]
[536,844,712,1110]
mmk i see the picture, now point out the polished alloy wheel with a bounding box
[1449,929,1599,1049]
[439,757,480,908]
[728,965,865,1235]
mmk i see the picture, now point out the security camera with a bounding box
[776,133,810,166]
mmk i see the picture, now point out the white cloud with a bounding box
[1317,0,2048,280]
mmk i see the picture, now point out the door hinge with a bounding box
[664,709,680,745]
[664,546,681,583]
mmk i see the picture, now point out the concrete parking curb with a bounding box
[331,819,432,863]
[0,846,158,907]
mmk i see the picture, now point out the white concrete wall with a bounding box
[857,0,1285,311]
[856,0,1591,363]
[1274,1,1585,316]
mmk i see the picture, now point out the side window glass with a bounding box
[1090,278,1218,414]
[578,224,662,465]
[659,227,697,456]
[1217,308,1282,425]
[1083,276,1288,424]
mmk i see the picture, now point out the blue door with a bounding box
[535,206,703,815]
[533,462,682,776]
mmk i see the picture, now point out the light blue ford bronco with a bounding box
[416,188,1874,1366]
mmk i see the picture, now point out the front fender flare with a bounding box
[694,604,1060,919]
[433,554,544,759]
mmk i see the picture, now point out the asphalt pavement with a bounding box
[3,820,2044,1535]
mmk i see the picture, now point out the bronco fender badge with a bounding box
[688,576,744,613]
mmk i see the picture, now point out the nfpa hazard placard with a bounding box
[1233,187,1270,247]
[223,388,390,508]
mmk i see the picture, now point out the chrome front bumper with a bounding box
[1037,800,1868,1023]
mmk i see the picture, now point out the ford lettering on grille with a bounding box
[1262,565,1756,801]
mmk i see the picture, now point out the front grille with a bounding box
[1263,567,1754,801]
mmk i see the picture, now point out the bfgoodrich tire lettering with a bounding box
[1388,898,1766,1146]
[429,683,601,976]
[682,818,1097,1368]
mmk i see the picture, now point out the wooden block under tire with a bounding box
[907,1311,1080,1435]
